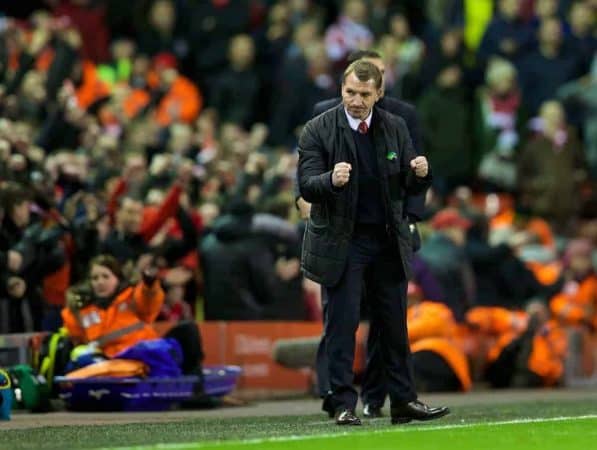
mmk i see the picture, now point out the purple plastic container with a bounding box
[203,365,242,397]
[55,365,242,412]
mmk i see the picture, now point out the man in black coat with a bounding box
[199,202,280,320]
[298,60,449,425]
[309,50,425,419]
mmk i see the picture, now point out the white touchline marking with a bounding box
[105,414,597,450]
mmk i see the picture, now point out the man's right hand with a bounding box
[332,162,352,187]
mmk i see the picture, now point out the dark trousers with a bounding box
[164,321,205,385]
[361,326,388,408]
[324,231,416,412]
[317,291,391,410]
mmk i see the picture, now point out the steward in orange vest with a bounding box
[61,255,205,378]
[467,302,567,387]
[408,284,472,392]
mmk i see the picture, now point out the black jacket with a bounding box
[298,104,431,286]
[312,96,426,225]
[199,213,279,320]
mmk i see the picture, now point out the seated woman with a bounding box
[61,254,204,383]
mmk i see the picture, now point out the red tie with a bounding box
[358,121,368,134]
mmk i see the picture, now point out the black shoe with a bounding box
[363,404,383,418]
[391,400,450,424]
[335,409,362,426]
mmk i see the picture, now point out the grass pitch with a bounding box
[1,398,596,450]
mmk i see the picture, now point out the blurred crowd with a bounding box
[0,0,596,387]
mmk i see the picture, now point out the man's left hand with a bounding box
[410,156,428,178]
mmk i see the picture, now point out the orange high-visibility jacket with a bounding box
[466,306,529,365]
[473,308,567,387]
[550,275,597,329]
[154,75,202,126]
[466,306,528,336]
[410,337,472,391]
[407,301,456,343]
[75,61,111,110]
[527,320,568,386]
[61,280,165,358]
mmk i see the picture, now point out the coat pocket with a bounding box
[309,203,329,232]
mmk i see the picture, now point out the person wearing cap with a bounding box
[298,59,448,425]
[149,52,203,127]
[419,208,475,322]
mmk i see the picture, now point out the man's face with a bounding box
[341,72,381,120]
[11,200,30,228]
[117,198,143,233]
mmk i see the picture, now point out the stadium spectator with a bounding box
[419,208,475,321]
[518,17,584,114]
[478,0,534,64]
[209,34,260,128]
[517,100,588,231]
[199,201,282,320]
[417,29,474,194]
[474,57,527,191]
[324,0,373,65]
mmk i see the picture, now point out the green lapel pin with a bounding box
[386,151,397,161]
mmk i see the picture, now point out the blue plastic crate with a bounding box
[55,365,242,412]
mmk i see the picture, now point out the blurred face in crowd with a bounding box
[22,71,47,103]
[341,70,381,120]
[540,100,565,134]
[293,20,320,51]
[487,60,517,95]
[10,200,31,228]
[111,39,135,60]
[117,197,144,233]
[150,0,175,33]
[390,14,411,41]
[570,2,595,35]
[441,29,462,57]
[538,18,563,48]
[290,0,309,14]
[499,0,521,20]
[535,0,558,19]
[304,41,331,77]
[344,0,367,24]
[491,72,515,95]
[229,34,255,70]
[437,65,462,88]
[90,264,120,298]
[169,123,193,154]
[569,253,593,277]
[199,202,220,227]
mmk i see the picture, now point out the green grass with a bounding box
[1,399,596,450]
[153,418,597,450]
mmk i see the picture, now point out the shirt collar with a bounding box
[344,108,372,131]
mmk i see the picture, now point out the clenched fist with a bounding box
[410,156,429,178]
[332,162,352,187]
